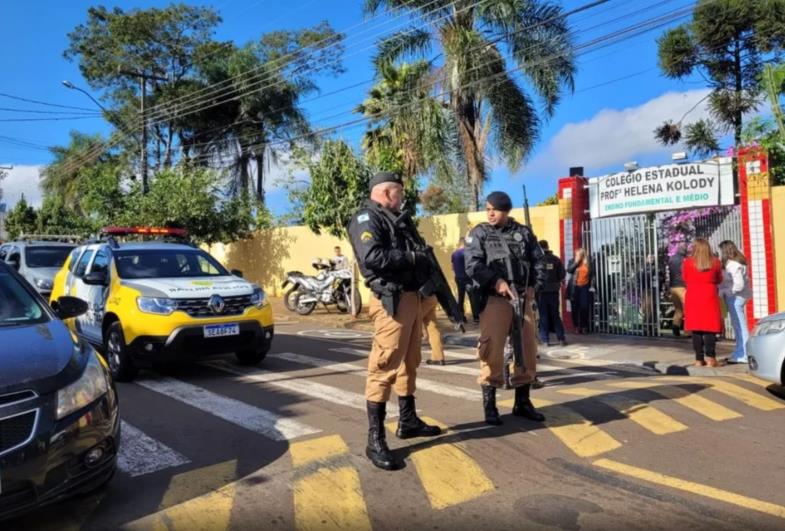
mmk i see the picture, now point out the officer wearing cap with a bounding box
[347,171,441,471]
[465,191,548,425]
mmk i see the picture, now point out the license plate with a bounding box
[204,323,240,338]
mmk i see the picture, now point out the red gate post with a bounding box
[738,147,777,329]
[559,175,590,332]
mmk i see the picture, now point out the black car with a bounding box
[0,261,119,521]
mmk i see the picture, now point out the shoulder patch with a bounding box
[465,236,473,244]
[360,231,373,242]
[357,213,370,224]
[513,232,523,242]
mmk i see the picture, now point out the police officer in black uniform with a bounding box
[465,191,548,425]
[347,171,441,471]
[537,240,567,346]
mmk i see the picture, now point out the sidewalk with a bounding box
[271,297,750,377]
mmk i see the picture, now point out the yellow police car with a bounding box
[50,228,273,381]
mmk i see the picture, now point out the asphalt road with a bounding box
[11,316,785,531]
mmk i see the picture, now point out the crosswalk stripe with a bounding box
[558,387,688,435]
[594,458,785,519]
[136,376,320,441]
[123,481,236,531]
[203,359,368,412]
[160,460,238,510]
[498,397,621,458]
[607,381,742,421]
[118,421,191,478]
[290,435,372,531]
[658,377,785,412]
[385,417,495,509]
[731,374,777,388]
[276,352,482,401]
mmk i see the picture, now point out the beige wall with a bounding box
[209,205,561,301]
[772,186,785,312]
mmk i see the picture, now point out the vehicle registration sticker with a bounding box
[204,323,240,338]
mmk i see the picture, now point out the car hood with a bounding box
[758,311,785,324]
[28,267,62,280]
[121,276,254,299]
[0,320,89,395]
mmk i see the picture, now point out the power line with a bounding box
[0,106,100,116]
[0,92,100,112]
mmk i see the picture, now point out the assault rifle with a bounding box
[393,211,466,333]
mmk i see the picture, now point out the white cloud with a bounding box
[1,165,44,209]
[527,89,712,176]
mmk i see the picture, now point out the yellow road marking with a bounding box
[124,482,236,531]
[559,387,688,435]
[594,458,785,519]
[500,396,620,458]
[160,460,238,510]
[290,435,372,531]
[386,417,495,510]
[608,381,742,422]
[732,374,777,387]
[290,434,350,468]
[659,377,785,411]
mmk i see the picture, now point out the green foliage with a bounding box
[296,140,372,238]
[684,119,721,158]
[366,0,576,209]
[656,0,785,149]
[536,193,559,206]
[4,196,38,240]
[35,197,96,237]
[115,166,255,244]
[742,117,785,186]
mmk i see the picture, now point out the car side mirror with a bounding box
[83,270,109,286]
[231,269,244,278]
[54,296,88,320]
[8,256,20,270]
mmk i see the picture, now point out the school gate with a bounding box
[558,148,777,338]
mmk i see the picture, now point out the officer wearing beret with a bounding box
[465,191,548,425]
[347,171,441,471]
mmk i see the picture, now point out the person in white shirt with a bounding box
[718,240,751,364]
[330,246,350,271]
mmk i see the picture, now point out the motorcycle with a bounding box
[281,259,362,316]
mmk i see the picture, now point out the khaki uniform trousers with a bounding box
[477,287,538,388]
[670,287,686,329]
[421,295,445,362]
[366,291,422,402]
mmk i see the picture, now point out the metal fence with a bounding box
[581,205,743,339]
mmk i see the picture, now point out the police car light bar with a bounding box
[101,227,188,238]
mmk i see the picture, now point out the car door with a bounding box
[70,246,97,340]
[80,247,112,343]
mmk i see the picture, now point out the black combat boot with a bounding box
[512,385,545,422]
[482,385,502,425]
[396,395,442,439]
[366,401,404,471]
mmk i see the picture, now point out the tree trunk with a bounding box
[256,149,265,204]
[734,38,743,152]
[453,93,484,210]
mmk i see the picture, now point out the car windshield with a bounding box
[115,249,229,279]
[25,246,75,268]
[0,269,48,327]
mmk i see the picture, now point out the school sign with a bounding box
[588,158,735,218]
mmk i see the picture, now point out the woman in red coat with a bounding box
[683,238,724,367]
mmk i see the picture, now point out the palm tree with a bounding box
[365,0,575,209]
[357,61,459,189]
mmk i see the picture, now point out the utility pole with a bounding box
[117,69,167,194]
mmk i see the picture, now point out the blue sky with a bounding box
[0,0,715,217]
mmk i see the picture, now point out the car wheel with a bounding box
[104,322,139,382]
[236,346,268,365]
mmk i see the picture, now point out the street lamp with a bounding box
[61,80,108,112]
